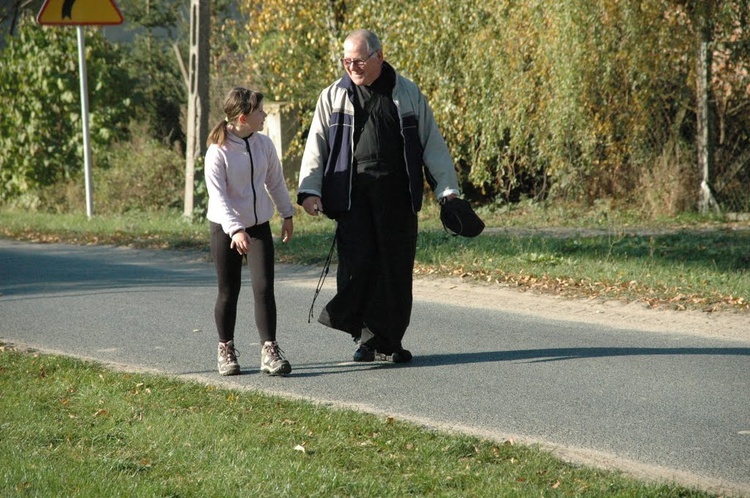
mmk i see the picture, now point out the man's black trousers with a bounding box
[319,174,418,354]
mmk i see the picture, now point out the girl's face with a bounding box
[243,103,266,133]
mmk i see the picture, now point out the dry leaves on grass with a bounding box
[415,263,749,312]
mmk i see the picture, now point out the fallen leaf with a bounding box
[294,444,306,453]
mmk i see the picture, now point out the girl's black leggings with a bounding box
[210,221,276,344]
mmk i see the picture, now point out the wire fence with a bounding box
[713,149,750,214]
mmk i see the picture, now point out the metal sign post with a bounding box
[37,0,124,218]
[76,26,93,218]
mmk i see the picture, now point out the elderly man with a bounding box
[298,29,460,363]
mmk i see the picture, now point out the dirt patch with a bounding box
[412,275,749,343]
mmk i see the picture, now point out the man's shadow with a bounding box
[281,345,750,378]
[414,346,750,366]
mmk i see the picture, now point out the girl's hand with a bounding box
[230,230,250,255]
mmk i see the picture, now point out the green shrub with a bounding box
[95,127,185,214]
[0,14,134,206]
[37,123,185,215]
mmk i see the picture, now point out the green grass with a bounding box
[3,206,746,311]
[0,346,716,497]
[412,228,750,310]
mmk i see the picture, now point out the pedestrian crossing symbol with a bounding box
[37,0,124,26]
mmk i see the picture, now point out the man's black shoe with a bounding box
[391,349,412,363]
[376,349,413,363]
[352,342,376,362]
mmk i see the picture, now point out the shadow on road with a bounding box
[414,347,750,366]
[0,244,215,298]
[182,347,750,378]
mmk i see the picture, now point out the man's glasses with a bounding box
[340,51,377,69]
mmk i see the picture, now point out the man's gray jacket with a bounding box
[298,62,459,216]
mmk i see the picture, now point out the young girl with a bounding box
[205,87,294,376]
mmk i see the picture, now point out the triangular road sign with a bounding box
[37,0,123,26]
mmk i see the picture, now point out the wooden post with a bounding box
[184,0,210,219]
[695,4,720,214]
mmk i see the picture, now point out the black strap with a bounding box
[308,230,337,323]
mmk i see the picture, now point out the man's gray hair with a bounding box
[345,29,382,53]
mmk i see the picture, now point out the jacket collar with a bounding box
[225,130,255,146]
[337,61,397,98]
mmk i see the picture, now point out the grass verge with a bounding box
[0,345,716,497]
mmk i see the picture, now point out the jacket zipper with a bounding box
[243,137,258,226]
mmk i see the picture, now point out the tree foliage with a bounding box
[348,0,699,203]
[3,1,749,213]
[225,0,347,162]
[0,14,134,206]
[0,0,44,47]
[115,0,187,149]
[229,0,750,212]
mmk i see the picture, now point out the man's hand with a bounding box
[302,196,323,216]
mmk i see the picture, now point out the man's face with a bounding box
[342,38,382,86]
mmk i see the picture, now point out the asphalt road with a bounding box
[1,239,748,496]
